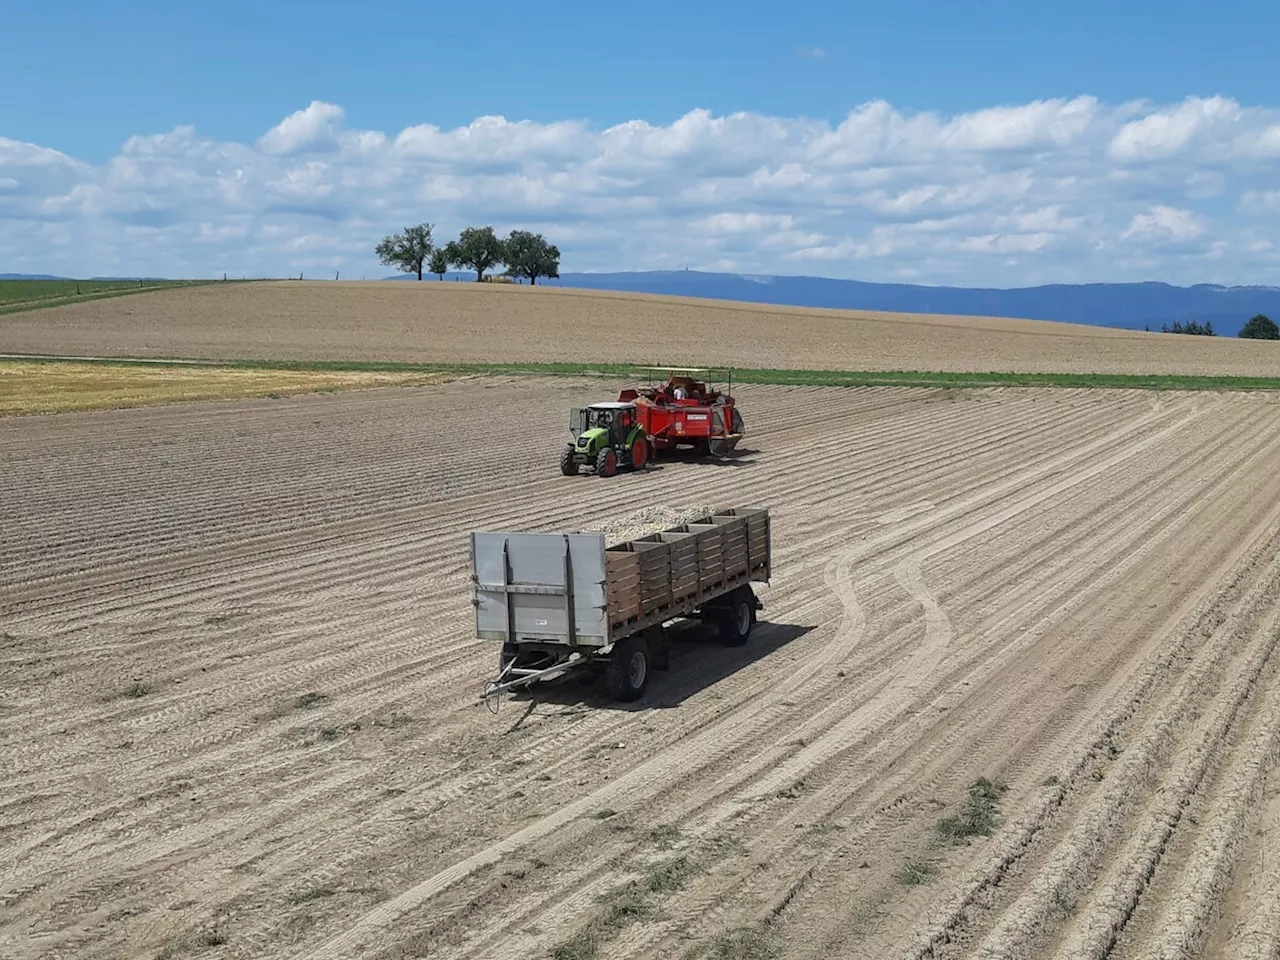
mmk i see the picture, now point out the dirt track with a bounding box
[4,378,1280,959]
[5,280,1280,376]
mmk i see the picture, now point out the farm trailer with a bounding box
[472,507,771,705]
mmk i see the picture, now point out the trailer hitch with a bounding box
[481,654,589,713]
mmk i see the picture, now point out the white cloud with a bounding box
[257,101,346,155]
[1123,205,1205,243]
[2,95,1280,283]
[1241,190,1280,214]
[1109,96,1241,161]
[937,97,1099,152]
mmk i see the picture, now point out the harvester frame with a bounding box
[621,366,745,459]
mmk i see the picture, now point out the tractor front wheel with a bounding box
[630,437,649,471]
[560,445,578,476]
[596,448,618,477]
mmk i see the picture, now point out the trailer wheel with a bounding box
[560,445,578,476]
[596,447,618,478]
[605,634,650,701]
[717,586,755,646]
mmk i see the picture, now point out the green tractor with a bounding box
[561,402,651,477]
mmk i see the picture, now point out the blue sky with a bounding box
[3,1,1280,284]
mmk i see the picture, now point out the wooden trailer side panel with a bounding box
[604,548,642,623]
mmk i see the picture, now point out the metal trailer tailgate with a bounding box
[471,532,609,647]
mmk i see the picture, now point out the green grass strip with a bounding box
[3,354,1280,391]
[0,279,242,316]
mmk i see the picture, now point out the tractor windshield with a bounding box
[588,408,614,429]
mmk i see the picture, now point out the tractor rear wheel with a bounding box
[596,448,618,477]
[560,445,578,476]
[605,634,651,701]
[630,437,649,471]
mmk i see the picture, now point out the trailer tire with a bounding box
[560,445,578,476]
[605,635,650,702]
[717,586,755,647]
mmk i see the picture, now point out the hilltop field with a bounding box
[4,282,1280,960]
[3,279,1280,377]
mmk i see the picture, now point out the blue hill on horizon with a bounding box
[533,270,1280,338]
[396,268,1280,337]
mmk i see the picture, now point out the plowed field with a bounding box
[4,378,1280,960]
[5,280,1280,376]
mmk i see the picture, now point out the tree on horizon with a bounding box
[1239,314,1280,339]
[446,226,507,282]
[375,224,434,281]
[505,230,560,286]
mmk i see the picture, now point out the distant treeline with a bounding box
[1159,313,1279,339]
[376,223,559,284]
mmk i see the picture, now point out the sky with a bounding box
[2,0,1280,286]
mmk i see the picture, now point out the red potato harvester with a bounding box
[620,367,746,459]
[559,367,746,477]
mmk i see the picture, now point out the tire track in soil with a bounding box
[899,491,1280,960]
[6,383,1269,960]
[598,394,1273,960]
[170,391,1141,960]
[293,396,1203,959]
[471,396,1276,960]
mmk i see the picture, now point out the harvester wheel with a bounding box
[559,445,578,476]
[605,634,651,701]
[716,586,755,647]
[596,448,618,477]
[630,437,649,471]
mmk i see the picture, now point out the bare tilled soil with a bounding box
[4,378,1280,960]
[5,280,1280,376]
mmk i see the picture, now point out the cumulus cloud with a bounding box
[258,101,346,155]
[2,95,1280,283]
[1123,205,1206,243]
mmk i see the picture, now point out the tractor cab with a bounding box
[562,402,648,478]
[574,402,636,445]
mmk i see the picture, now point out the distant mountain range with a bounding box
[535,270,1280,338]
[397,269,1280,337]
[9,270,1278,336]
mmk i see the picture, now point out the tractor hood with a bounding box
[576,427,609,451]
